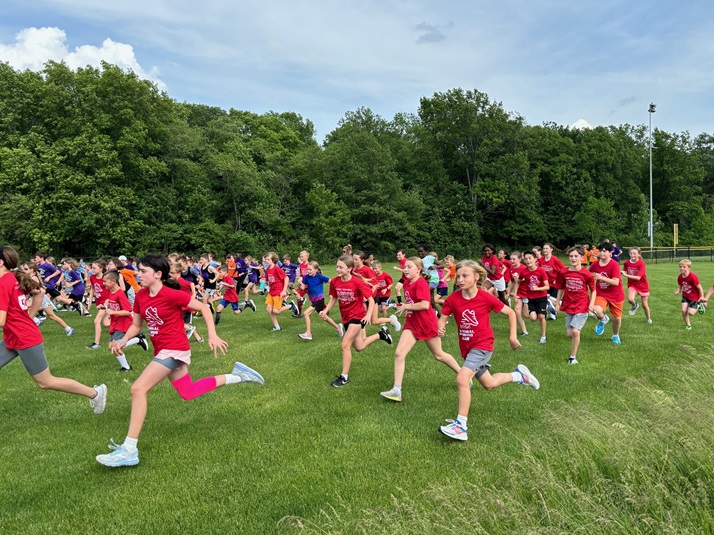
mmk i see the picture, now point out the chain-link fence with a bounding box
[625,247,714,263]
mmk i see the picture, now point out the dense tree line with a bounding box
[1,61,713,260]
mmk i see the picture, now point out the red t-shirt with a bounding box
[523,267,548,299]
[299,262,309,279]
[265,265,287,296]
[375,272,393,298]
[510,264,529,298]
[441,288,504,355]
[402,276,437,339]
[539,256,565,288]
[328,276,372,323]
[90,274,108,305]
[221,274,239,302]
[133,285,191,355]
[0,272,44,350]
[678,272,701,302]
[177,278,193,312]
[105,288,133,334]
[500,258,513,283]
[589,259,625,301]
[397,257,408,280]
[481,255,504,281]
[556,268,595,314]
[623,260,649,293]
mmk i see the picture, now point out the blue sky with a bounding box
[1,1,712,142]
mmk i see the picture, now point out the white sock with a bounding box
[125,337,140,348]
[341,374,348,380]
[393,385,402,394]
[123,436,138,452]
[65,326,72,333]
[225,373,241,385]
[511,371,522,383]
[457,415,468,427]
[569,355,577,360]
[116,354,130,369]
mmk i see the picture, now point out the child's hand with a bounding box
[208,334,228,358]
[509,337,522,350]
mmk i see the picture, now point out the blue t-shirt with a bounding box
[301,273,330,301]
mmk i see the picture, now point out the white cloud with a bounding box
[0,26,167,91]
[570,119,593,130]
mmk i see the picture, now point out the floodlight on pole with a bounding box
[648,103,656,251]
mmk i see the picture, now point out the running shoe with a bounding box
[137,333,149,351]
[231,361,265,384]
[89,384,107,414]
[289,301,299,315]
[685,325,692,331]
[594,315,609,336]
[439,419,468,441]
[515,364,540,390]
[247,299,256,312]
[546,301,556,316]
[379,328,393,345]
[612,334,621,344]
[96,440,139,467]
[698,301,707,315]
[567,357,579,365]
[186,325,196,339]
[65,327,75,336]
[292,313,303,318]
[86,342,101,350]
[539,336,547,344]
[389,314,402,332]
[336,324,344,337]
[119,366,133,372]
[629,303,639,316]
[271,326,282,332]
[645,319,653,324]
[331,375,349,388]
[298,332,313,340]
[380,387,402,402]
[519,332,529,337]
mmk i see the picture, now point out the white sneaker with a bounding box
[567,357,578,365]
[336,324,344,337]
[389,314,402,332]
[186,325,196,339]
[380,387,402,402]
[539,336,547,344]
[298,332,312,340]
[439,419,468,441]
[96,439,139,467]
[89,384,107,414]
[231,362,265,385]
[515,364,540,390]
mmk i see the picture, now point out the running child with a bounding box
[675,259,705,330]
[319,255,392,388]
[522,251,550,344]
[87,260,110,350]
[214,265,255,326]
[539,243,565,320]
[243,256,262,302]
[22,262,75,335]
[437,260,539,442]
[373,261,394,318]
[264,252,298,331]
[0,246,107,416]
[96,254,264,468]
[481,244,507,304]
[444,255,457,293]
[293,250,310,316]
[169,263,204,343]
[507,251,530,337]
[380,257,462,402]
[297,261,342,340]
[590,242,626,344]
[101,269,148,371]
[354,252,401,332]
[621,246,652,323]
[496,250,512,303]
[281,254,300,313]
[55,258,89,315]
[392,249,408,305]
[555,246,596,365]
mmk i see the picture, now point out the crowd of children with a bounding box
[2,239,713,465]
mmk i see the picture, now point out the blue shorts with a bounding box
[219,299,239,311]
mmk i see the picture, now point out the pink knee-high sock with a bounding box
[171,373,218,401]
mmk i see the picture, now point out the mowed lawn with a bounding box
[1,260,714,534]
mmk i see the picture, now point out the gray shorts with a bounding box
[110,331,126,342]
[565,313,589,332]
[152,356,184,370]
[463,348,493,378]
[0,341,49,376]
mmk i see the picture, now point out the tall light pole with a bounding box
[648,102,656,251]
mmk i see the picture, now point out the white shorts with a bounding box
[488,278,506,292]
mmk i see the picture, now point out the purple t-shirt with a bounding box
[38,262,59,289]
[281,263,300,283]
[67,269,85,296]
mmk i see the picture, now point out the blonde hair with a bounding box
[629,246,641,254]
[679,259,692,268]
[455,260,487,288]
[337,255,354,271]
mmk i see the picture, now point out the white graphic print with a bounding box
[145,306,164,336]
[459,307,478,341]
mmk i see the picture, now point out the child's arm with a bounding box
[319,296,336,319]
[397,298,429,317]
[555,289,564,312]
[437,310,450,336]
[363,297,375,324]
[111,314,145,355]
[44,269,61,284]
[703,284,714,303]
[187,298,227,358]
[499,305,521,350]
[674,285,681,296]
[696,284,705,300]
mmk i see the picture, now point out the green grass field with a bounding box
[2,262,714,534]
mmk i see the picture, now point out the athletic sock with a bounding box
[225,373,242,385]
[116,354,130,369]
[511,371,522,383]
[123,436,138,452]
[393,385,402,394]
[125,337,140,348]
[457,415,468,427]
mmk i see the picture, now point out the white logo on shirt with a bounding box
[145,306,164,336]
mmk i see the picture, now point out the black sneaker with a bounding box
[214,312,221,326]
[137,334,149,351]
[379,329,393,345]
[331,375,349,388]
[247,299,256,312]
[119,366,133,372]
[292,313,303,318]
[86,342,100,349]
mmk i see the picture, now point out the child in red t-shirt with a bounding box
[589,242,625,344]
[96,254,264,468]
[320,255,393,388]
[507,251,531,337]
[101,270,148,371]
[621,246,652,323]
[214,266,255,326]
[355,252,401,332]
[379,257,461,402]
[87,259,110,350]
[0,246,107,415]
[555,246,596,365]
[263,252,297,331]
[522,251,550,344]
[675,259,705,330]
[169,263,204,343]
[392,249,409,305]
[437,260,539,442]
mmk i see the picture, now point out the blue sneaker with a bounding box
[439,419,468,441]
[546,301,556,316]
[231,362,265,385]
[594,315,609,336]
[96,440,139,467]
[612,335,621,344]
